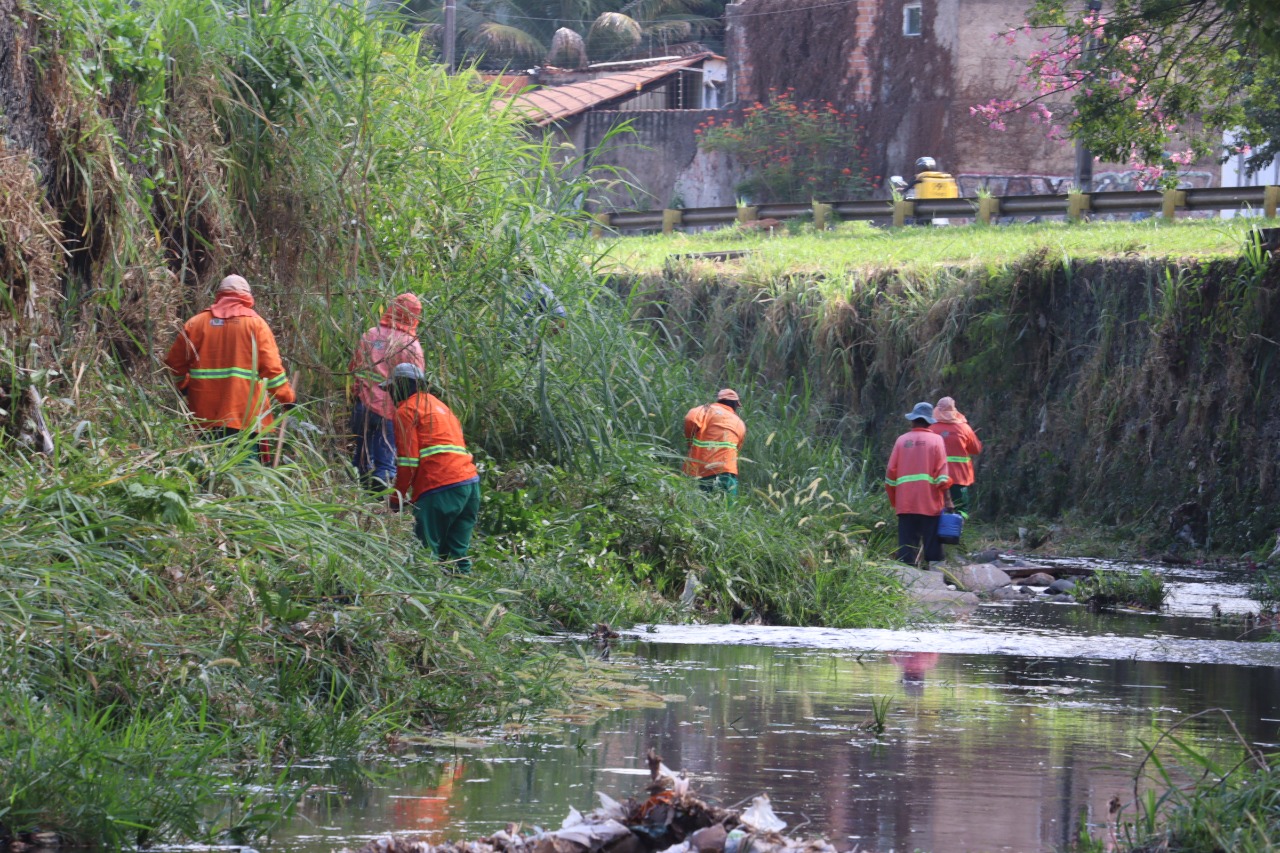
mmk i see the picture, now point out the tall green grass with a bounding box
[1074,712,1279,852]
[2,0,914,846]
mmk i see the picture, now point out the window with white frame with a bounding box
[903,3,922,36]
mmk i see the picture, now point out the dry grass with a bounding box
[0,141,65,343]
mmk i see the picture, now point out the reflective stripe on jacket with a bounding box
[929,421,983,486]
[885,427,950,515]
[164,310,295,430]
[683,402,746,477]
[393,391,479,501]
[351,325,425,419]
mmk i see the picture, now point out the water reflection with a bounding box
[275,636,1280,853]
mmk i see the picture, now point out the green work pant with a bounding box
[698,473,738,501]
[412,481,480,573]
[947,484,972,518]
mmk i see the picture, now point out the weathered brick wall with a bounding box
[581,109,744,211]
[727,0,1220,192]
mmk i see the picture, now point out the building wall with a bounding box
[724,0,1220,196]
[579,109,742,211]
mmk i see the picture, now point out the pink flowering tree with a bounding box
[974,0,1280,188]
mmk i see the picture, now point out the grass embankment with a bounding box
[603,218,1280,554]
[0,1,909,846]
[605,218,1273,279]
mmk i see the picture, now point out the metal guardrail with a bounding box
[592,185,1280,235]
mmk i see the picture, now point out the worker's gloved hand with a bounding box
[280,402,297,412]
[389,492,404,513]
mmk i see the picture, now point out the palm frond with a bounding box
[586,11,643,60]
[473,21,547,60]
[547,26,588,67]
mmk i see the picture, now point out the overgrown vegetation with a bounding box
[1075,711,1279,852]
[604,219,1280,552]
[0,0,911,846]
[1072,570,1167,611]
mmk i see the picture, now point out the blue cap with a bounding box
[904,402,936,423]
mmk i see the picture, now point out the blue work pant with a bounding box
[896,513,944,567]
[351,402,396,489]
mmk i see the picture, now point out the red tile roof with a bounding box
[500,54,710,127]
[482,73,536,95]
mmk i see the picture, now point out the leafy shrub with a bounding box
[1073,569,1167,611]
[1250,567,1280,614]
[698,89,874,203]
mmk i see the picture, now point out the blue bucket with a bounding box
[937,512,964,544]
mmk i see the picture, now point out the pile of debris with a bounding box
[350,751,848,853]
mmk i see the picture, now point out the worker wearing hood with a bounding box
[929,396,983,518]
[165,275,296,448]
[349,293,425,490]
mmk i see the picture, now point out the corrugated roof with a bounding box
[500,54,709,127]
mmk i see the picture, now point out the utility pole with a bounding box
[444,0,457,74]
[1073,0,1103,192]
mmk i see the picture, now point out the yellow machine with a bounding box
[914,170,959,199]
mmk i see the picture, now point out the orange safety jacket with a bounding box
[885,427,950,515]
[393,391,479,502]
[164,297,295,430]
[683,402,746,477]
[929,420,983,486]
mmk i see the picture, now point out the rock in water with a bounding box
[1047,578,1076,594]
[1024,572,1056,586]
[949,563,1013,593]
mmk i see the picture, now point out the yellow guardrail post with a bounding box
[737,205,758,225]
[812,202,832,231]
[1162,189,1187,221]
[977,196,1000,225]
[1265,186,1280,219]
[662,209,683,235]
[892,200,914,228]
[591,213,611,238]
[1067,191,1091,222]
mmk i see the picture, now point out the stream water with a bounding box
[271,559,1280,853]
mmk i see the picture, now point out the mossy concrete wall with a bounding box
[622,252,1280,550]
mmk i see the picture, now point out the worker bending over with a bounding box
[164,274,295,462]
[683,389,746,499]
[387,363,481,574]
[885,401,951,569]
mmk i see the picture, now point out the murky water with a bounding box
[272,561,1280,853]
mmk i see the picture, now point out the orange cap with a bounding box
[716,388,740,403]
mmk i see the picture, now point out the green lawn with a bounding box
[603,217,1277,280]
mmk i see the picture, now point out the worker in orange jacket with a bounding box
[164,275,296,461]
[387,363,480,574]
[929,396,982,519]
[683,389,746,499]
[885,401,951,568]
